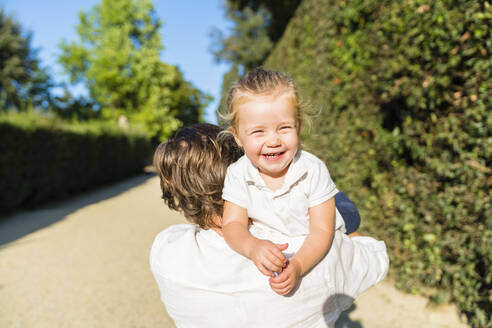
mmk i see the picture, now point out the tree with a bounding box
[215,64,240,123]
[211,0,301,122]
[211,0,302,71]
[59,0,207,140]
[228,0,302,42]
[51,84,99,121]
[210,2,272,121]
[0,9,54,110]
[211,4,273,72]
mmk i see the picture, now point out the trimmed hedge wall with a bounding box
[0,118,152,213]
[265,0,491,326]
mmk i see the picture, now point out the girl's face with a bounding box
[234,93,299,180]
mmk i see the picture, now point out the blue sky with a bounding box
[0,0,231,123]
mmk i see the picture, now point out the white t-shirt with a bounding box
[150,224,389,328]
[222,150,341,236]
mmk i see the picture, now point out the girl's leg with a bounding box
[334,191,361,235]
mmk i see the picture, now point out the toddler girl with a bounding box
[222,68,342,296]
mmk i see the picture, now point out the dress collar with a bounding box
[243,150,307,196]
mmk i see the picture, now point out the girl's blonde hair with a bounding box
[223,67,303,134]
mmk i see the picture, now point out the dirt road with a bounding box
[0,174,468,327]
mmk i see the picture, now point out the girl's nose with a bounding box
[266,133,281,147]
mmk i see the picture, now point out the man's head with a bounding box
[153,123,243,229]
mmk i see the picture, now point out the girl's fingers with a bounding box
[272,284,293,295]
[269,279,291,290]
[265,253,284,271]
[269,248,287,266]
[275,243,289,251]
[270,271,293,286]
[266,251,283,266]
[266,264,282,273]
[270,267,291,283]
[256,262,274,277]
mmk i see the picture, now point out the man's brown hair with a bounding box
[153,123,243,229]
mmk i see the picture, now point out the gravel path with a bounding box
[0,174,468,327]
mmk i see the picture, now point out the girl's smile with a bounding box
[262,151,285,160]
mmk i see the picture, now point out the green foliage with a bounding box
[58,0,207,140]
[0,9,54,110]
[211,2,274,71]
[229,0,302,41]
[0,110,151,214]
[265,0,491,326]
[216,64,241,123]
[211,0,301,77]
[212,0,302,71]
[51,88,100,121]
[213,0,301,117]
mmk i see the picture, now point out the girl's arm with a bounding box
[295,197,336,274]
[222,200,287,276]
[269,197,335,295]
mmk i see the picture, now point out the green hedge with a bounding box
[0,114,152,214]
[265,0,491,326]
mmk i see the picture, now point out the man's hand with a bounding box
[268,257,302,295]
[248,240,288,277]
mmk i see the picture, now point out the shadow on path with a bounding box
[0,172,155,246]
[335,304,363,328]
[323,294,363,327]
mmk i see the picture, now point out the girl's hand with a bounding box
[268,258,302,295]
[249,240,288,277]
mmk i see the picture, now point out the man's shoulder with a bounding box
[151,224,196,245]
[150,224,197,273]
